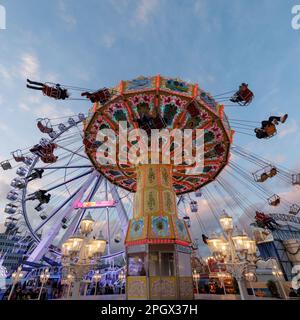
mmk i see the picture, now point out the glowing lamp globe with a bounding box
[232,232,249,251]
[219,214,233,233]
[244,239,256,255]
[90,231,106,255]
[80,212,95,235]
[207,235,225,254]
[62,240,72,257]
[68,235,84,253]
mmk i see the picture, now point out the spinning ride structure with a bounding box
[83,75,233,299]
[2,74,300,298]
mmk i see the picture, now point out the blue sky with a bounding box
[0,0,300,250]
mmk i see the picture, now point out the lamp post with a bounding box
[92,270,101,296]
[38,268,50,300]
[216,271,228,295]
[61,212,106,299]
[192,269,200,295]
[245,271,256,297]
[8,265,23,300]
[63,273,75,298]
[272,264,287,300]
[206,212,257,300]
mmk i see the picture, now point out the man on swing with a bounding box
[254,114,288,139]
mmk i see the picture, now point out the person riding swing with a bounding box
[230,83,254,105]
[81,88,112,104]
[254,114,288,139]
[27,79,69,100]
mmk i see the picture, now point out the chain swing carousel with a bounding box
[82,75,232,299]
[2,75,300,300]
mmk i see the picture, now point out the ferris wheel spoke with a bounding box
[55,143,89,160]
[35,165,93,170]
[26,169,94,197]
[33,183,86,233]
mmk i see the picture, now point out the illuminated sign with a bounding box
[74,200,116,209]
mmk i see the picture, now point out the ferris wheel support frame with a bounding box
[26,172,97,263]
[58,175,104,247]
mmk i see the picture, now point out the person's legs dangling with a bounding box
[27,79,44,86]
[268,116,281,123]
[26,85,43,91]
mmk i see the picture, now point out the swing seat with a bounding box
[268,195,280,207]
[268,167,278,178]
[12,150,26,163]
[41,155,58,164]
[37,120,53,134]
[43,86,67,100]
[258,173,269,182]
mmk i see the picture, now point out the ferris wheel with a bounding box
[1,75,300,270]
[2,113,132,266]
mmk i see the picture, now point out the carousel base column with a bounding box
[125,243,194,300]
[125,164,194,300]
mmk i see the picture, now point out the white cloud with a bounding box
[58,0,77,28]
[279,188,300,205]
[278,119,298,138]
[20,53,40,80]
[33,103,74,119]
[19,103,30,112]
[134,0,159,25]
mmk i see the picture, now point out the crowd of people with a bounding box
[1,282,64,300]
[1,279,126,300]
